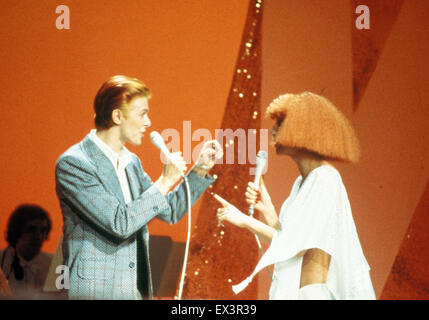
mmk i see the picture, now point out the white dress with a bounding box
[232,165,376,300]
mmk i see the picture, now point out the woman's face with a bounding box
[271,118,299,157]
[270,118,282,140]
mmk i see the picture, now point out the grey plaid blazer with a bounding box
[55,134,213,299]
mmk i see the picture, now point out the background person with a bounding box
[1,204,52,299]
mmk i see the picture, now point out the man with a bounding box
[1,204,53,299]
[55,75,221,299]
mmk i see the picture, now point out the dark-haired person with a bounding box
[55,75,221,300]
[215,92,375,300]
[1,204,52,298]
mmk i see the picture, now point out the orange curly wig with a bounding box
[265,92,360,163]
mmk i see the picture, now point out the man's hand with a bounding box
[155,152,187,195]
[194,140,223,176]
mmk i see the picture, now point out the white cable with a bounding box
[176,176,192,300]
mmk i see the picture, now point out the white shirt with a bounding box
[233,165,376,300]
[89,129,133,204]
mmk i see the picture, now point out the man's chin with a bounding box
[130,138,143,145]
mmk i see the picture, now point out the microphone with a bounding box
[248,150,268,217]
[150,131,186,179]
[150,131,173,161]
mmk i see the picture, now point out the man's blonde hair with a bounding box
[94,75,152,130]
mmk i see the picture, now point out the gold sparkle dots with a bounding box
[204,260,209,264]
[246,74,252,79]
[255,3,261,9]
[233,87,238,92]
[243,68,248,73]
[236,69,242,74]
[252,92,258,97]
[245,42,252,48]
[233,185,238,190]
[238,93,244,98]
[213,174,218,179]
[220,230,225,236]
[252,111,258,119]
[229,139,234,145]
[194,270,199,276]
[227,279,232,283]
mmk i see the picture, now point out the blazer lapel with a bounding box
[81,135,126,204]
[125,164,141,201]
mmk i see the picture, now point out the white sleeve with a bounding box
[298,283,335,300]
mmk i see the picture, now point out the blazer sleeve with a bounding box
[55,154,171,241]
[156,169,215,224]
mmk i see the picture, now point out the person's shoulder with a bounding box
[313,164,342,181]
[57,138,84,160]
[56,136,94,168]
[306,165,343,193]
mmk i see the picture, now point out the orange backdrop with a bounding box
[1,0,428,300]
[0,1,248,251]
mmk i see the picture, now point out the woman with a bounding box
[214,92,376,299]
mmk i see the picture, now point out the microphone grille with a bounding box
[150,131,162,143]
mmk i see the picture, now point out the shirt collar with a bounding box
[89,129,132,169]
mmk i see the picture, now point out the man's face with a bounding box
[119,96,151,146]
[16,219,49,261]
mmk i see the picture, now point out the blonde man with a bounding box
[56,75,221,299]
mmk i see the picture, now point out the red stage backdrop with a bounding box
[1,0,428,299]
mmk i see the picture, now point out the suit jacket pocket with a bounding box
[77,257,115,281]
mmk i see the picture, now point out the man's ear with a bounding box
[111,108,122,125]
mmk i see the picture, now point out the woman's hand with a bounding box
[214,194,249,229]
[245,177,275,216]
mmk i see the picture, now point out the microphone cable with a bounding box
[176,175,191,300]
